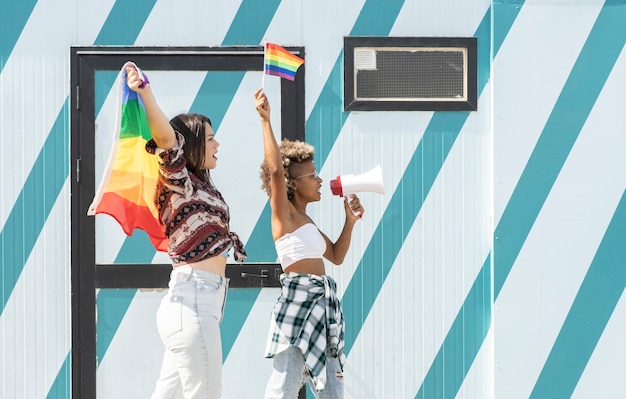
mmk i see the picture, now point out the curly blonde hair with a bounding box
[260,139,315,200]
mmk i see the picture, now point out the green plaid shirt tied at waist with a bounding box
[265,272,345,391]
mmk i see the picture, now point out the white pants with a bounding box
[151,265,228,399]
[265,346,344,399]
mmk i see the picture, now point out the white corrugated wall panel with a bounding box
[493,1,626,398]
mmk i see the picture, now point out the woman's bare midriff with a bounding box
[180,255,227,276]
[283,258,326,276]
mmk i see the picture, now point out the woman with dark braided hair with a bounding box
[254,88,364,399]
[126,65,246,399]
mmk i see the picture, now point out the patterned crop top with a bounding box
[146,132,246,266]
[274,223,326,270]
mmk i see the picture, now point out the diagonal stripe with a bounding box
[408,11,494,399]
[307,0,406,168]
[95,232,154,366]
[416,2,626,397]
[220,287,262,362]
[0,99,69,316]
[493,2,626,299]
[0,0,38,73]
[96,286,137,368]
[530,189,626,398]
[93,0,158,45]
[46,353,71,399]
[221,0,281,46]
[306,58,348,169]
[189,71,246,131]
[244,204,276,262]
[416,255,492,399]
[96,70,122,116]
[191,0,282,131]
[343,110,469,355]
[189,0,282,131]
[350,0,406,35]
[493,0,524,55]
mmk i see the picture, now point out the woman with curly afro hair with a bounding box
[254,88,364,399]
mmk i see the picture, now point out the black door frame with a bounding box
[70,46,305,399]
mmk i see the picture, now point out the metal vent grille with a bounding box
[344,37,477,111]
[355,48,466,101]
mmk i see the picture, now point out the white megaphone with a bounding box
[330,164,385,197]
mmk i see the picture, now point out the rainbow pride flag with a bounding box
[264,42,305,81]
[88,62,168,252]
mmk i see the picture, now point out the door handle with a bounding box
[241,269,269,281]
[236,267,282,287]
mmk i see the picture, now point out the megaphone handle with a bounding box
[347,194,362,218]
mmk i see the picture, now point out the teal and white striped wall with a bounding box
[1,1,624,398]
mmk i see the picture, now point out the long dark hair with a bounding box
[169,113,213,185]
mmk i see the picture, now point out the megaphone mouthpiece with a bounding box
[330,175,350,196]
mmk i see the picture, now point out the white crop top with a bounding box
[275,223,326,270]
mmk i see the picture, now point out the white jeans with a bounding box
[151,265,228,399]
[265,346,344,399]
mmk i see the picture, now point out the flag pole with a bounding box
[261,40,267,89]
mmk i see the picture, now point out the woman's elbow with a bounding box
[326,253,345,266]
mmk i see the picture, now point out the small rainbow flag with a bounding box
[264,42,305,81]
[88,62,168,252]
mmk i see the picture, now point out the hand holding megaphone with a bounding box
[330,165,385,217]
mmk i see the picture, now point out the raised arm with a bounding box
[126,65,176,150]
[254,88,292,235]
